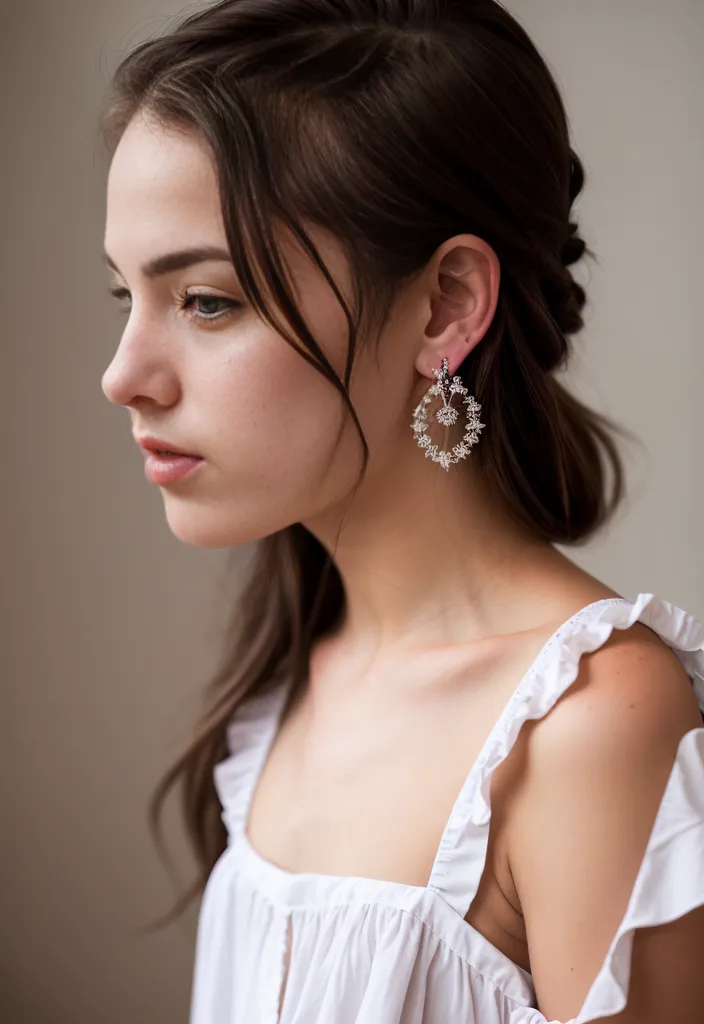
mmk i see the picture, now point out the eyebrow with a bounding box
[102,245,234,279]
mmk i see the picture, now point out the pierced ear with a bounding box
[417,240,499,379]
[418,253,477,378]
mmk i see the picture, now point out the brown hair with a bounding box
[99,0,635,930]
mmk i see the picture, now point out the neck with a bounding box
[302,440,585,667]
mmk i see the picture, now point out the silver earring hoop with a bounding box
[411,356,485,471]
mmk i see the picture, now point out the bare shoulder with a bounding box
[504,621,703,850]
[499,621,704,1021]
[525,621,701,764]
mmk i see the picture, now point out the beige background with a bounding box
[2,1,702,1021]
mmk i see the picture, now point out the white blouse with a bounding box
[189,593,704,1024]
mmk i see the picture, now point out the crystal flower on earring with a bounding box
[411,356,485,471]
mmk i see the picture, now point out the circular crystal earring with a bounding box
[410,356,485,471]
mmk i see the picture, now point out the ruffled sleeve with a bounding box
[571,726,704,1023]
[212,678,292,842]
[509,595,704,1024]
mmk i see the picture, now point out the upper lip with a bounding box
[135,434,202,457]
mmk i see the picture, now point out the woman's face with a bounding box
[102,112,424,549]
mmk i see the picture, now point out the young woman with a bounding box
[99,2,704,1022]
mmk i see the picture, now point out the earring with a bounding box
[411,356,485,471]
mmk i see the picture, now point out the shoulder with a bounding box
[503,621,704,1021]
[521,621,701,773]
[504,621,702,862]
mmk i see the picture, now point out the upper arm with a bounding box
[505,625,704,1024]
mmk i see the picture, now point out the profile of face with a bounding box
[102,112,498,549]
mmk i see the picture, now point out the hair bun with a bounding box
[543,220,587,337]
[552,148,589,333]
[562,149,587,270]
[562,220,587,268]
[568,148,585,202]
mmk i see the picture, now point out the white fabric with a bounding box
[189,593,704,1024]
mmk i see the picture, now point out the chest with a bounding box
[244,640,546,972]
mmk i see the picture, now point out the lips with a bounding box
[149,448,203,459]
[148,445,201,457]
[136,434,202,458]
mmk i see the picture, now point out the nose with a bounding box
[101,322,180,410]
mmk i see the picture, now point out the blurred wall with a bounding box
[1,1,702,1021]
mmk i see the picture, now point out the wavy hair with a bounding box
[99,0,634,930]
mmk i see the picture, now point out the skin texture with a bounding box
[102,112,704,1023]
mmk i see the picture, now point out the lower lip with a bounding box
[144,452,205,485]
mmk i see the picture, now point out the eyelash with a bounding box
[109,286,242,325]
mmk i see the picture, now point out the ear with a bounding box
[415,235,500,380]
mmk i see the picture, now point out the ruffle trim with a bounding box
[574,725,704,1022]
[509,727,704,1024]
[213,679,291,842]
[429,593,704,918]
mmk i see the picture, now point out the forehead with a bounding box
[105,113,223,257]
[103,110,354,304]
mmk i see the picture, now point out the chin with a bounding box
[161,504,285,549]
[163,519,259,549]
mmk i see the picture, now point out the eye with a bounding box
[179,292,243,322]
[109,286,131,305]
[107,286,243,325]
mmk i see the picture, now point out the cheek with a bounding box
[204,350,348,486]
